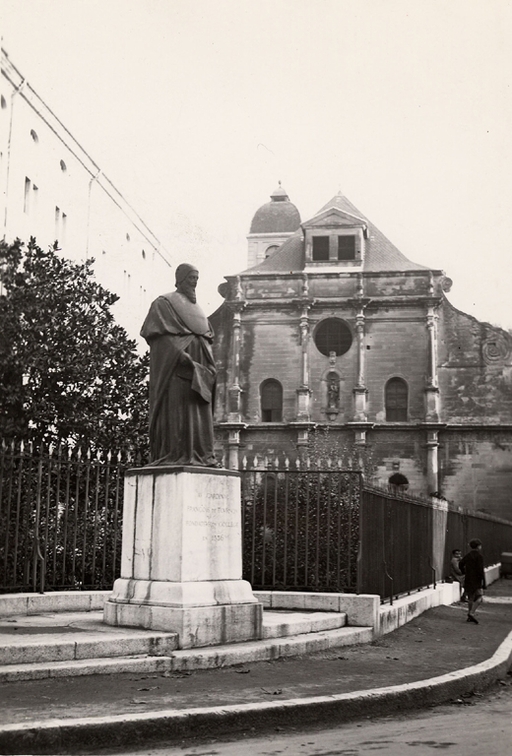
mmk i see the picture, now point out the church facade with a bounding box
[211,187,512,521]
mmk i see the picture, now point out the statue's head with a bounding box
[175,263,199,303]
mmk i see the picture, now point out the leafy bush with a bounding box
[0,238,149,453]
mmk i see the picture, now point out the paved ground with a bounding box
[0,579,511,754]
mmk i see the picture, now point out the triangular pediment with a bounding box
[302,206,366,230]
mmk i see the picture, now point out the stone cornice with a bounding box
[215,420,512,432]
[225,269,445,281]
[222,296,442,311]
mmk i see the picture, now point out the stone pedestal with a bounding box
[104,466,262,648]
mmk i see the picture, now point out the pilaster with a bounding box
[290,422,315,453]
[297,301,312,421]
[425,304,440,421]
[351,299,369,422]
[426,428,439,494]
[227,296,245,422]
[227,426,242,470]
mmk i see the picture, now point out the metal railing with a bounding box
[0,440,131,593]
[2,442,512,602]
[443,507,512,576]
[241,461,512,602]
[241,465,362,593]
[359,485,435,601]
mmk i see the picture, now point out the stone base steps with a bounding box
[0,607,366,682]
[0,654,171,682]
[0,625,372,682]
[0,611,180,667]
[0,609,347,666]
[262,609,347,638]
[0,625,179,667]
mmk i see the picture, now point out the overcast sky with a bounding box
[3,0,512,326]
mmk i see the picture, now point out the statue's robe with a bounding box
[140,291,217,466]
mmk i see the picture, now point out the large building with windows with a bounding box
[0,48,172,341]
[211,187,512,520]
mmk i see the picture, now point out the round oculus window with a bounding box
[314,318,353,356]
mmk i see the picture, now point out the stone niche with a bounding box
[104,466,262,648]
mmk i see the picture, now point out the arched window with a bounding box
[385,378,408,422]
[260,379,283,422]
[388,473,409,492]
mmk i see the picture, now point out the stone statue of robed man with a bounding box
[141,263,217,466]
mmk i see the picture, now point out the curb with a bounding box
[1,629,511,755]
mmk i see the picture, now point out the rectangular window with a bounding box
[24,178,39,216]
[312,236,329,261]
[32,184,39,219]
[23,182,39,216]
[24,177,31,213]
[338,235,356,260]
[54,207,67,243]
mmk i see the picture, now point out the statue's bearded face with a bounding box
[178,270,199,302]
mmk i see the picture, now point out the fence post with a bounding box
[356,474,363,594]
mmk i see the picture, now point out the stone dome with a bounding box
[249,183,301,234]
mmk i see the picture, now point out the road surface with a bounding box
[121,678,512,756]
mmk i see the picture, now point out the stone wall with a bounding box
[437,300,512,423]
[366,428,427,493]
[439,430,512,518]
[365,309,427,423]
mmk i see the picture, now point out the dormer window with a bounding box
[312,236,329,261]
[310,232,358,263]
[303,205,366,268]
[338,235,355,260]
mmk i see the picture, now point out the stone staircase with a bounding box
[0,602,372,682]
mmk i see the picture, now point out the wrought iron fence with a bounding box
[360,486,512,601]
[2,442,512,601]
[241,461,512,601]
[241,464,362,592]
[0,440,130,593]
[443,507,512,577]
[359,486,435,599]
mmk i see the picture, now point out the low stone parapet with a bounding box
[378,564,500,636]
[0,591,109,618]
[253,591,379,631]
